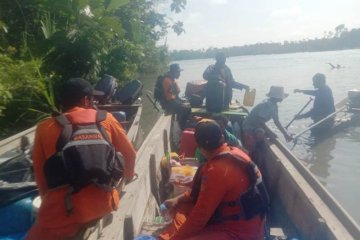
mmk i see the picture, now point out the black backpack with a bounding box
[44,110,124,214]
[154,75,165,103]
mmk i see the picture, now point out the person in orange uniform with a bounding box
[26,78,136,240]
[162,63,190,129]
[159,120,265,240]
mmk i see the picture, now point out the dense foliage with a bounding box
[0,0,186,139]
[170,25,360,61]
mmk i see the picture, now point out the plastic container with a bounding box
[0,197,34,235]
[179,128,197,157]
[206,81,225,112]
[243,89,256,107]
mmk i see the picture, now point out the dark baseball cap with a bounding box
[62,78,104,98]
[195,120,224,151]
[169,63,183,73]
[59,78,104,107]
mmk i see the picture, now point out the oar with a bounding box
[293,105,347,141]
[145,91,160,112]
[285,97,313,129]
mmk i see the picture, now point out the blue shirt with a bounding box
[242,99,278,131]
[301,85,335,121]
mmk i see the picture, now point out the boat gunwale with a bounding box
[264,124,360,239]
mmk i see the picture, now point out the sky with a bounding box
[160,0,360,51]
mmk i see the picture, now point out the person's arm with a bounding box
[226,66,249,90]
[32,124,48,198]
[273,112,293,142]
[294,89,317,96]
[172,163,229,239]
[233,81,250,90]
[203,65,214,81]
[103,114,136,181]
[163,191,192,211]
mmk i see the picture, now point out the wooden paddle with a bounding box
[285,97,313,129]
[293,105,347,140]
[145,91,161,112]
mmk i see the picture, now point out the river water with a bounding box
[139,49,360,224]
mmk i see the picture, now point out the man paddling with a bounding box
[294,73,335,130]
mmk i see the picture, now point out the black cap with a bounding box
[195,120,224,151]
[169,63,183,73]
[60,78,104,107]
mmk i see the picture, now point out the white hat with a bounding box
[266,86,289,99]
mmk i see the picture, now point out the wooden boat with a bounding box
[0,102,142,239]
[293,95,360,141]
[99,102,360,240]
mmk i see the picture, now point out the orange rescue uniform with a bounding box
[160,144,264,240]
[26,107,136,240]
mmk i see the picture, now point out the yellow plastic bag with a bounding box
[169,165,198,196]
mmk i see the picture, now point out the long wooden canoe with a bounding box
[99,105,360,240]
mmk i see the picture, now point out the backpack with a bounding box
[154,75,165,103]
[44,110,124,214]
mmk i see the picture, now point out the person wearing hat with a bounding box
[162,63,190,129]
[242,86,293,154]
[203,52,250,109]
[27,78,136,239]
[159,120,265,240]
[294,73,335,130]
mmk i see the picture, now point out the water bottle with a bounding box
[159,203,171,224]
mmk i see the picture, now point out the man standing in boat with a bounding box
[27,78,136,240]
[242,86,293,154]
[159,120,267,240]
[161,63,190,129]
[294,73,336,130]
[203,52,250,109]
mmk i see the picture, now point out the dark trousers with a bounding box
[163,99,190,129]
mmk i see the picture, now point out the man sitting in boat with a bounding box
[160,63,190,129]
[203,52,250,109]
[294,73,336,130]
[26,78,137,240]
[242,86,293,154]
[194,115,243,163]
[159,120,266,240]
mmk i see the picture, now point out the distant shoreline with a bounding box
[170,27,360,61]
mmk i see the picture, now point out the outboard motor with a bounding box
[95,74,118,104]
[114,80,143,105]
[348,89,360,108]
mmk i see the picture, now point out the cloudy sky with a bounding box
[161,0,360,50]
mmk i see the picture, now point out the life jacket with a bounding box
[190,147,269,222]
[44,109,124,214]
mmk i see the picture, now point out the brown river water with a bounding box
[139,49,360,225]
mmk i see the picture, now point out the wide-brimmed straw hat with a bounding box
[266,86,289,99]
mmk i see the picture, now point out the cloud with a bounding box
[210,0,228,5]
[270,6,302,18]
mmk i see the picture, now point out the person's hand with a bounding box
[163,197,179,210]
[294,89,302,93]
[244,85,250,91]
[285,133,293,142]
